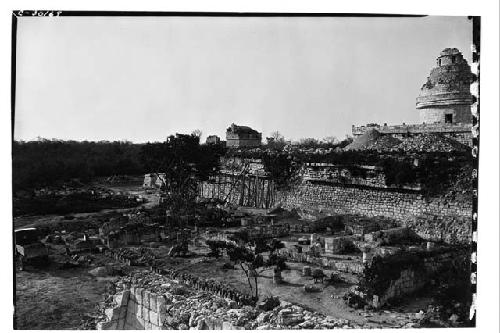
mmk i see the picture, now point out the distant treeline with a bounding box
[12,137,226,193]
[13,139,472,198]
[13,140,147,191]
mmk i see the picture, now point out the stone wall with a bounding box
[199,158,472,244]
[351,123,472,146]
[97,290,131,330]
[441,131,473,146]
[278,249,364,274]
[97,287,245,330]
[419,104,472,125]
[276,183,472,244]
[301,163,397,189]
[226,139,262,148]
[200,178,472,243]
[324,235,357,254]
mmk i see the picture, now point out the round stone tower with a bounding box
[416,48,473,125]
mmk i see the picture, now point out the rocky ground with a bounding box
[15,179,468,330]
[394,133,468,153]
[95,270,436,330]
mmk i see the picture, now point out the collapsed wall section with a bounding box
[97,272,248,330]
[97,271,358,330]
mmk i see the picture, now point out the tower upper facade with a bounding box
[416,48,473,125]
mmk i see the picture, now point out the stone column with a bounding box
[372,295,380,309]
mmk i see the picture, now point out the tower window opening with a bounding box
[445,114,453,124]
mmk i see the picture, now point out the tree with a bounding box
[206,236,287,300]
[226,244,264,300]
[191,129,202,139]
[12,139,146,192]
[267,131,286,150]
[298,137,319,147]
[270,131,284,142]
[139,133,223,214]
[261,153,300,190]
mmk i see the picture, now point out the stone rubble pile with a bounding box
[367,135,402,151]
[344,129,381,151]
[98,271,360,330]
[105,247,157,266]
[394,134,468,153]
[152,266,255,306]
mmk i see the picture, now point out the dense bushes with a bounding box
[237,149,471,196]
[359,253,425,298]
[261,153,300,190]
[13,191,139,217]
[12,136,225,193]
[13,140,146,191]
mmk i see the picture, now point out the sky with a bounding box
[14,15,472,143]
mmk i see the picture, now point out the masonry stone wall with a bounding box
[352,123,472,147]
[419,104,472,125]
[277,248,364,274]
[97,287,244,330]
[442,131,473,146]
[199,156,472,245]
[301,164,399,190]
[97,270,253,330]
[276,183,472,244]
[200,178,472,244]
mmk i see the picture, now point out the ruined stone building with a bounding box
[352,48,473,146]
[205,135,221,145]
[143,173,166,188]
[417,48,473,124]
[225,123,262,148]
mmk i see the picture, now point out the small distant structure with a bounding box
[206,135,221,145]
[143,173,166,188]
[226,123,262,148]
